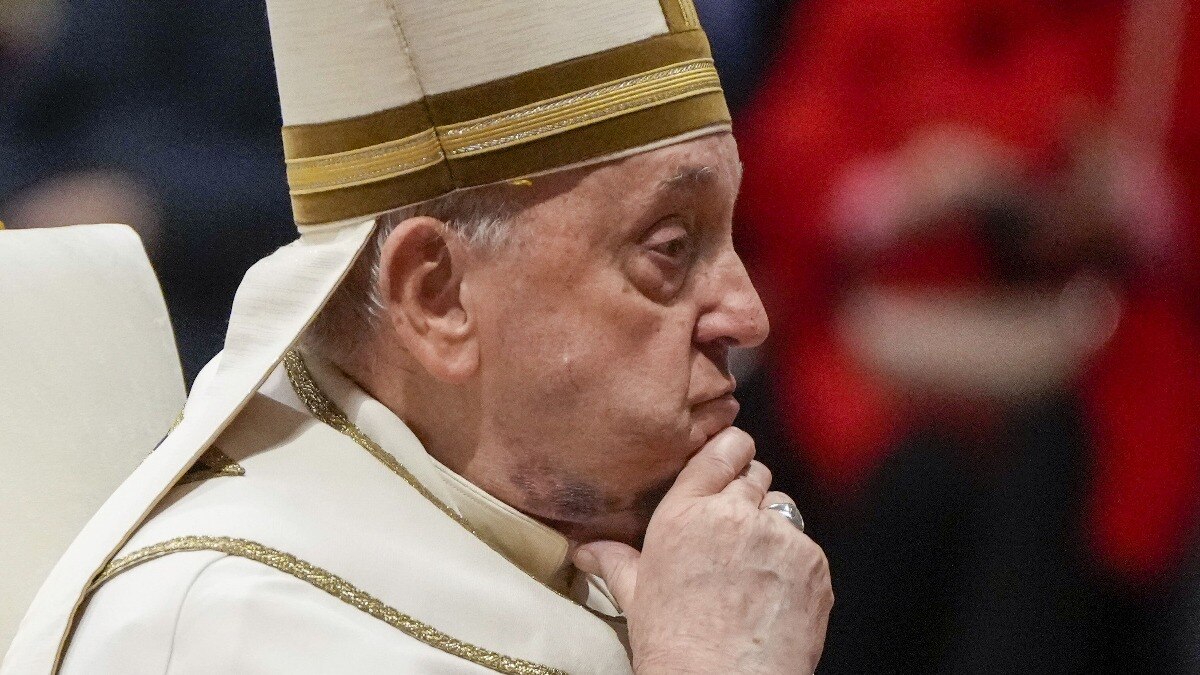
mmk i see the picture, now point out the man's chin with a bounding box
[520,467,679,548]
[536,513,651,548]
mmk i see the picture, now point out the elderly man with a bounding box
[3,1,831,673]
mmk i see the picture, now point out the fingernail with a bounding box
[573,548,597,573]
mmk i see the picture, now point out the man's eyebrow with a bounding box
[657,165,718,194]
[655,162,744,195]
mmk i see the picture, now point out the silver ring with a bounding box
[766,503,805,532]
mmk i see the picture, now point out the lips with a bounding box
[690,379,737,408]
[691,393,741,447]
[702,393,740,420]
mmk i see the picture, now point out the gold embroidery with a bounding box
[437,59,722,157]
[286,129,444,195]
[283,351,470,529]
[92,536,564,675]
[677,0,700,28]
[282,351,580,607]
[177,446,245,486]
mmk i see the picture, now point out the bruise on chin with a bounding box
[508,466,609,520]
[507,462,679,532]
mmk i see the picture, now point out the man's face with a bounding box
[466,133,768,545]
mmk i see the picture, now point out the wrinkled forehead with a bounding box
[605,131,741,185]
[496,134,741,251]
[528,132,742,206]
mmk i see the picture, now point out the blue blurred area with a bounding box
[693,0,793,113]
[0,0,294,380]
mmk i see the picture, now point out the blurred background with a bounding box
[2,0,1198,671]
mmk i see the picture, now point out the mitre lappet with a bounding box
[3,0,731,671]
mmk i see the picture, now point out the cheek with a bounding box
[488,276,693,395]
[563,282,696,401]
[476,270,700,459]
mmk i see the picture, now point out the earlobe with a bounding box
[377,216,480,383]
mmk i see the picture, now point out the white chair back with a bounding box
[0,224,185,656]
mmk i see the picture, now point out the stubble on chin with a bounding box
[508,463,679,547]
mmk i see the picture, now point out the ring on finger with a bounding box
[765,502,805,532]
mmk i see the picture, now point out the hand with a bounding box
[574,427,833,674]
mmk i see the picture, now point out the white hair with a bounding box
[303,185,529,368]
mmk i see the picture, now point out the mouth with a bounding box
[693,379,736,404]
[690,392,741,449]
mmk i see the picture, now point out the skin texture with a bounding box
[576,429,833,674]
[353,132,832,671]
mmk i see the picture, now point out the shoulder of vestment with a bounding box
[78,391,632,675]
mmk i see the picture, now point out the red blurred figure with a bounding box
[736,0,1200,669]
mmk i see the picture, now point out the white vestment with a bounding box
[58,353,632,674]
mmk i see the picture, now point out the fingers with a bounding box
[666,427,756,501]
[758,490,795,511]
[722,460,772,503]
[573,541,640,610]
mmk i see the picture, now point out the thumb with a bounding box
[573,540,640,609]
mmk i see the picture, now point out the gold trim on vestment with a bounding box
[177,446,245,486]
[281,351,580,606]
[91,537,564,675]
[281,351,469,528]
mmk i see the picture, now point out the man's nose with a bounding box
[694,250,770,349]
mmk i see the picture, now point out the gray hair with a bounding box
[303,184,530,368]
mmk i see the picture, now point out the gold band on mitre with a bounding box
[281,29,729,225]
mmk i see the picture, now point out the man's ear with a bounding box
[377,216,479,383]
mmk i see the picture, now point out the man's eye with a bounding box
[626,220,696,301]
[654,237,689,259]
[644,224,694,264]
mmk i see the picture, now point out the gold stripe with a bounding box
[448,91,728,188]
[178,446,245,486]
[284,60,720,191]
[291,92,728,225]
[282,100,434,160]
[289,161,451,228]
[92,537,564,675]
[426,30,715,125]
[282,351,581,606]
[438,60,721,158]
[286,129,444,195]
[658,0,695,31]
[679,0,701,28]
[280,30,728,224]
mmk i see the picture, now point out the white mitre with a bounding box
[3,0,730,672]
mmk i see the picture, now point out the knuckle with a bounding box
[764,491,794,509]
[708,495,755,526]
[778,532,828,568]
[713,427,755,456]
[735,429,758,457]
[755,461,773,486]
[699,453,741,481]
